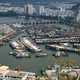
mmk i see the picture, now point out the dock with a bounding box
[46,44,80,53]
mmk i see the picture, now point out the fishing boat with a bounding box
[35,53,47,57]
[15,52,31,58]
[9,52,14,55]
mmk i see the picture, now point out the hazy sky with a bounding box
[0,0,80,4]
[0,0,80,2]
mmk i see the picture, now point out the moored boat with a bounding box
[35,53,47,57]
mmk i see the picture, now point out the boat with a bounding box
[20,37,42,52]
[15,52,31,58]
[53,51,68,57]
[9,41,19,49]
[61,51,69,56]
[9,52,14,55]
[55,51,61,57]
[35,53,48,57]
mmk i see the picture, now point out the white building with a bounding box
[39,6,45,15]
[25,4,34,15]
[46,69,58,80]
[12,7,25,14]
[0,65,36,80]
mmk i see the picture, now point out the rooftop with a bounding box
[0,65,36,80]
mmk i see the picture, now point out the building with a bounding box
[46,69,58,80]
[24,4,34,15]
[76,9,80,23]
[0,24,16,42]
[39,6,45,16]
[0,65,36,80]
[45,65,60,80]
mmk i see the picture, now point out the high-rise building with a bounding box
[76,10,80,22]
[24,4,34,15]
[39,6,45,15]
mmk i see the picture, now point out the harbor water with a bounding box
[0,17,80,74]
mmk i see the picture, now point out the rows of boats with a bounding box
[9,37,48,58]
[10,37,41,52]
[9,37,80,58]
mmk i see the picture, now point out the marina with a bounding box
[0,17,80,74]
[0,1,80,79]
[0,41,80,73]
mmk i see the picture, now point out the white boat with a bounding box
[35,53,47,57]
[20,37,41,52]
[53,51,68,57]
[15,52,31,58]
[55,51,61,57]
[10,41,19,49]
[9,52,14,55]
